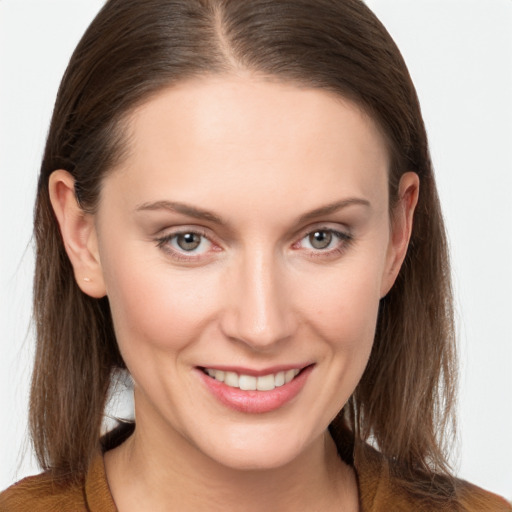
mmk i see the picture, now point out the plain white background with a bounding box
[1,0,511,499]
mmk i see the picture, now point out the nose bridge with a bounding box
[223,245,294,349]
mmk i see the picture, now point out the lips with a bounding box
[198,364,313,414]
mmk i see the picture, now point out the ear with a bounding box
[49,170,106,298]
[380,171,420,297]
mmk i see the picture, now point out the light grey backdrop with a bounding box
[1,0,511,499]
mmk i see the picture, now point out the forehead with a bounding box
[103,75,390,216]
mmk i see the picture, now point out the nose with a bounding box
[220,249,296,351]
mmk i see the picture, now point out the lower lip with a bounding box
[198,366,314,414]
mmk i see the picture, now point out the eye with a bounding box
[306,230,334,250]
[174,232,203,251]
[297,228,352,253]
[156,230,213,256]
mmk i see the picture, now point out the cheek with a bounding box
[290,257,385,426]
[302,258,384,350]
[101,247,221,355]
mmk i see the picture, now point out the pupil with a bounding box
[177,233,201,251]
[310,230,332,249]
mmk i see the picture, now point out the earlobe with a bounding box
[48,170,107,298]
[380,172,420,297]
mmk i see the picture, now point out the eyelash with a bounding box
[154,227,353,262]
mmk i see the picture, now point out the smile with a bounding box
[198,364,313,413]
[203,368,301,391]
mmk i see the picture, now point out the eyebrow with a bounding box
[136,200,226,224]
[297,198,371,223]
[135,197,371,226]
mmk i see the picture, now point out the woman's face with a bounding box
[87,76,415,469]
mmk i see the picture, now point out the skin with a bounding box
[50,76,419,511]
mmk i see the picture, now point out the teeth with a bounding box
[204,367,302,391]
[256,374,275,391]
[239,375,257,391]
[224,371,239,387]
[285,369,295,383]
[274,371,285,387]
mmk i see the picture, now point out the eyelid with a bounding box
[293,223,352,243]
[155,226,209,242]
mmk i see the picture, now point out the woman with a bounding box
[1,0,510,510]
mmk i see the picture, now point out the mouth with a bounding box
[197,364,314,414]
[200,367,303,391]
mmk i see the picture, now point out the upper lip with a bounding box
[197,363,314,377]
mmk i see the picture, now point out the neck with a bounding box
[105,404,358,512]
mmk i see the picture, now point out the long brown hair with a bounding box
[32,0,456,499]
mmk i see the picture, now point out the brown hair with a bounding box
[31,0,456,500]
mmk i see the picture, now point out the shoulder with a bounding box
[456,479,511,512]
[0,452,117,512]
[379,475,511,512]
[0,471,87,512]
[352,439,511,511]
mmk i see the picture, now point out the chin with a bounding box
[209,446,302,472]
[190,424,315,471]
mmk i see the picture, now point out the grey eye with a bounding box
[308,230,333,250]
[176,232,202,251]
